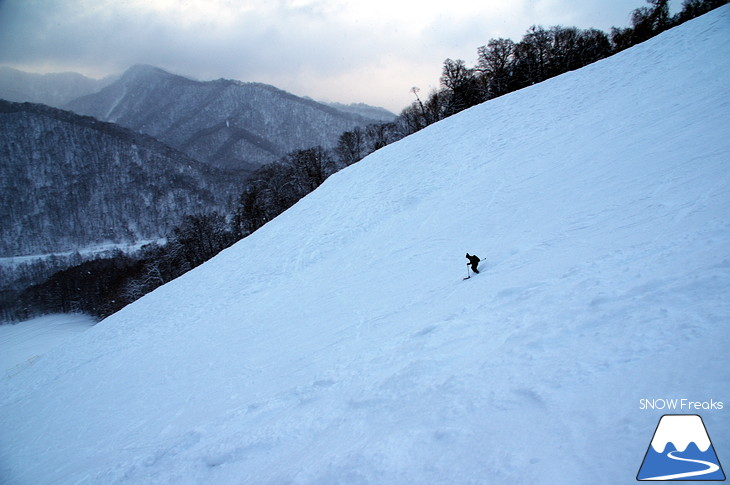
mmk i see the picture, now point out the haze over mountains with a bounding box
[0,66,115,108]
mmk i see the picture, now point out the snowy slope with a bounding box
[0,314,96,375]
[2,7,729,484]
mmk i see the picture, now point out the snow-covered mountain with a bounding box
[65,65,389,171]
[651,415,712,453]
[0,66,113,108]
[1,6,729,485]
[0,100,243,257]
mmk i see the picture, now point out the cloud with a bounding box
[0,0,676,111]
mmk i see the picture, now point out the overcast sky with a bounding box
[0,0,676,112]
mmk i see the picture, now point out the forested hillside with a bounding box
[0,100,243,257]
[65,65,391,171]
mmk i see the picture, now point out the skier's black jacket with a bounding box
[466,253,480,273]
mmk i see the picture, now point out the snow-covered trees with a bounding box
[0,100,241,257]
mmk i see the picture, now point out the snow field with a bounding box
[1,7,729,484]
[0,314,96,375]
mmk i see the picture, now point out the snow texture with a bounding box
[0,314,96,375]
[1,7,729,484]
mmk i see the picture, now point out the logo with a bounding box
[637,414,725,481]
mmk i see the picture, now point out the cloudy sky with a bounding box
[0,0,674,112]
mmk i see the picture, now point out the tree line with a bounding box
[398,0,727,133]
[2,0,725,323]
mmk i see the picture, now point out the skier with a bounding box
[466,253,480,274]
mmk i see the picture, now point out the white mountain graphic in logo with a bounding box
[637,414,725,481]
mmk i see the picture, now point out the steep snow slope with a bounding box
[1,8,729,484]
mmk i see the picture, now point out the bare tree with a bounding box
[335,128,366,167]
[477,38,516,98]
[286,146,334,194]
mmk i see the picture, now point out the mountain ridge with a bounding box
[64,65,391,170]
[0,66,115,108]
